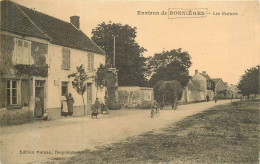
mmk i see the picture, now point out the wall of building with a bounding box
[215,80,227,93]
[192,73,207,91]
[188,90,202,102]
[46,43,105,117]
[0,33,48,110]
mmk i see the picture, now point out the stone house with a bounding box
[192,70,215,101]
[0,1,106,119]
[212,78,228,99]
[180,79,205,103]
[118,86,154,108]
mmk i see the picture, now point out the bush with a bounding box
[154,80,183,109]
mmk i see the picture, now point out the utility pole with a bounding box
[113,35,115,68]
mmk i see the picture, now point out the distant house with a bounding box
[0,1,106,119]
[212,78,228,98]
[118,86,154,108]
[180,79,205,103]
[227,84,241,98]
[192,70,215,101]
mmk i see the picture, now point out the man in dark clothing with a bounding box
[206,95,210,102]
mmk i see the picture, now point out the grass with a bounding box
[54,100,260,164]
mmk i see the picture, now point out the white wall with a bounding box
[192,73,207,91]
[46,43,105,109]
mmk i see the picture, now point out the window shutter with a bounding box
[67,49,70,69]
[23,41,29,64]
[62,48,70,70]
[62,53,66,69]
[88,53,91,70]
[91,54,94,70]
[17,39,23,64]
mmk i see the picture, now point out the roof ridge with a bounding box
[12,1,71,25]
[13,2,52,40]
[190,81,202,91]
[80,31,106,54]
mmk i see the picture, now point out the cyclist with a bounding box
[151,101,160,118]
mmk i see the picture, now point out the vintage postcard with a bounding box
[0,0,259,163]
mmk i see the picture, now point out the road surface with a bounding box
[0,100,233,164]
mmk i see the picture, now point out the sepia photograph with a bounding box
[0,0,259,163]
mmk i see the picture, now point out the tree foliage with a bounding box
[148,49,191,87]
[153,80,183,109]
[93,64,108,98]
[68,65,89,115]
[91,22,147,86]
[147,48,192,76]
[149,61,189,87]
[238,65,259,96]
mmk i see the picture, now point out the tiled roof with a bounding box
[0,1,49,39]
[0,1,105,55]
[212,78,221,84]
[188,81,201,91]
[200,73,211,80]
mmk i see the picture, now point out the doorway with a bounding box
[35,80,45,118]
[87,83,92,112]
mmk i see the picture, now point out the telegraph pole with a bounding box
[113,35,115,68]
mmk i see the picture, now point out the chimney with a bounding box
[195,70,198,74]
[70,16,80,29]
[202,71,206,74]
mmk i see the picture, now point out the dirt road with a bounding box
[0,100,233,164]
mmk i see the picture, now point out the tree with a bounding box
[148,49,191,87]
[93,64,108,99]
[68,65,89,115]
[149,61,189,87]
[238,65,259,97]
[91,22,147,86]
[153,80,183,110]
[147,48,192,76]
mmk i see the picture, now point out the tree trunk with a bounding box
[81,95,86,115]
[174,100,178,110]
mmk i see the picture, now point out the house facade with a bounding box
[192,70,215,100]
[0,1,106,119]
[212,78,228,99]
[180,79,205,103]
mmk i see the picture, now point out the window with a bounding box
[88,53,94,70]
[16,39,31,65]
[35,81,44,87]
[7,80,18,105]
[62,48,70,70]
[61,82,69,96]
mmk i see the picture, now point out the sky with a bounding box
[11,0,260,85]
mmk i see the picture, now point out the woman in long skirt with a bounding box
[67,93,74,116]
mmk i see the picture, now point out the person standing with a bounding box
[206,95,210,102]
[35,96,43,118]
[61,95,68,116]
[214,95,218,103]
[67,93,74,116]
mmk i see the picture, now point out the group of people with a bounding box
[61,93,74,116]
